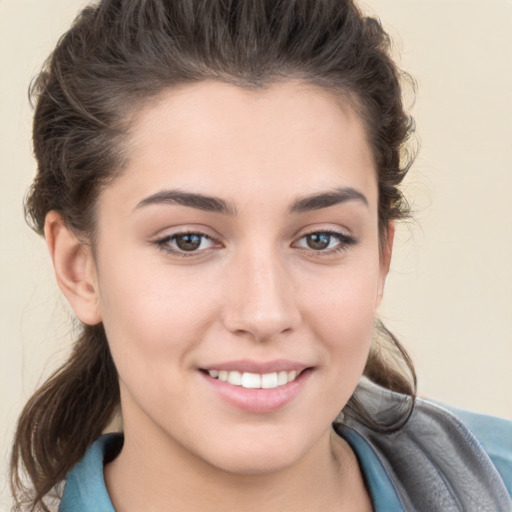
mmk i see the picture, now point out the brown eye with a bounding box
[156,232,216,255]
[305,233,331,250]
[174,234,204,251]
[294,231,357,253]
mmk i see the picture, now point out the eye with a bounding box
[294,230,356,252]
[155,232,217,255]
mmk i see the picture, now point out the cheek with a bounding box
[300,257,380,372]
[95,252,221,373]
[97,263,224,431]
[304,259,380,331]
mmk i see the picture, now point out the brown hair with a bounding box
[12,0,416,509]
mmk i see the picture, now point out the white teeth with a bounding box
[227,371,242,385]
[277,371,288,386]
[241,372,261,388]
[207,369,301,388]
[261,372,278,389]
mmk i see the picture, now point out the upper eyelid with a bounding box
[153,225,220,241]
[296,231,355,243]
[301,228,349,236]
[295,227,355,241]
[291,220,354,236]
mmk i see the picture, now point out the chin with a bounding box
[208,450,303,476]
[195,425,322,476]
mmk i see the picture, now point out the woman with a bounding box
[10,0,512,510]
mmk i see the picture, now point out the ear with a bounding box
[376,221,395,305]
[44,211,102,325]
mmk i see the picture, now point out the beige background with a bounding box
[1,0,511,507]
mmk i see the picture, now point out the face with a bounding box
[90,81,390,474]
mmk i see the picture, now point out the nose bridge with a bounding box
[223,243,300,341]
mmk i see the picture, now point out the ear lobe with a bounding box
[376,221,395,305]
[44,211,102,325]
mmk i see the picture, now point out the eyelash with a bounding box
[294,229,357,255]
[154,229,357,258]
[154,231,219,258]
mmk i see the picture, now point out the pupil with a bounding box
[176,234,201,251]
[307,233,330,250]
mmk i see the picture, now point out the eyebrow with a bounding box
[134,186,367,215]
[134,190,238,215]
[289,187,368,213]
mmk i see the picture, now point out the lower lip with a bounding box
[200,369,312,413]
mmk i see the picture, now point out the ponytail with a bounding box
[10,324,119,511]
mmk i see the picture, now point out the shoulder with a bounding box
[343,378,512,510]
[444,404,512,496]
[58,433,121,512]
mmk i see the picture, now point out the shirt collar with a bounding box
[59,429,401,511]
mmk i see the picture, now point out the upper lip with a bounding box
[200,359,310,374]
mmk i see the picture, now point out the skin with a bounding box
[46,80,392,511]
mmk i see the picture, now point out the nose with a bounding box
[221,249,301,342]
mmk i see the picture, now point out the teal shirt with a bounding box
[58,406,512,511]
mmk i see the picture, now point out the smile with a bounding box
[200,360,311,412]
[207,369,300,389]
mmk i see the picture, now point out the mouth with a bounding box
[198,361,312,413]
[201,369,304,389]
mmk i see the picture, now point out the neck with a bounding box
[105,427,371,512]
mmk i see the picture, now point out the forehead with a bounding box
[110,80,377,210]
